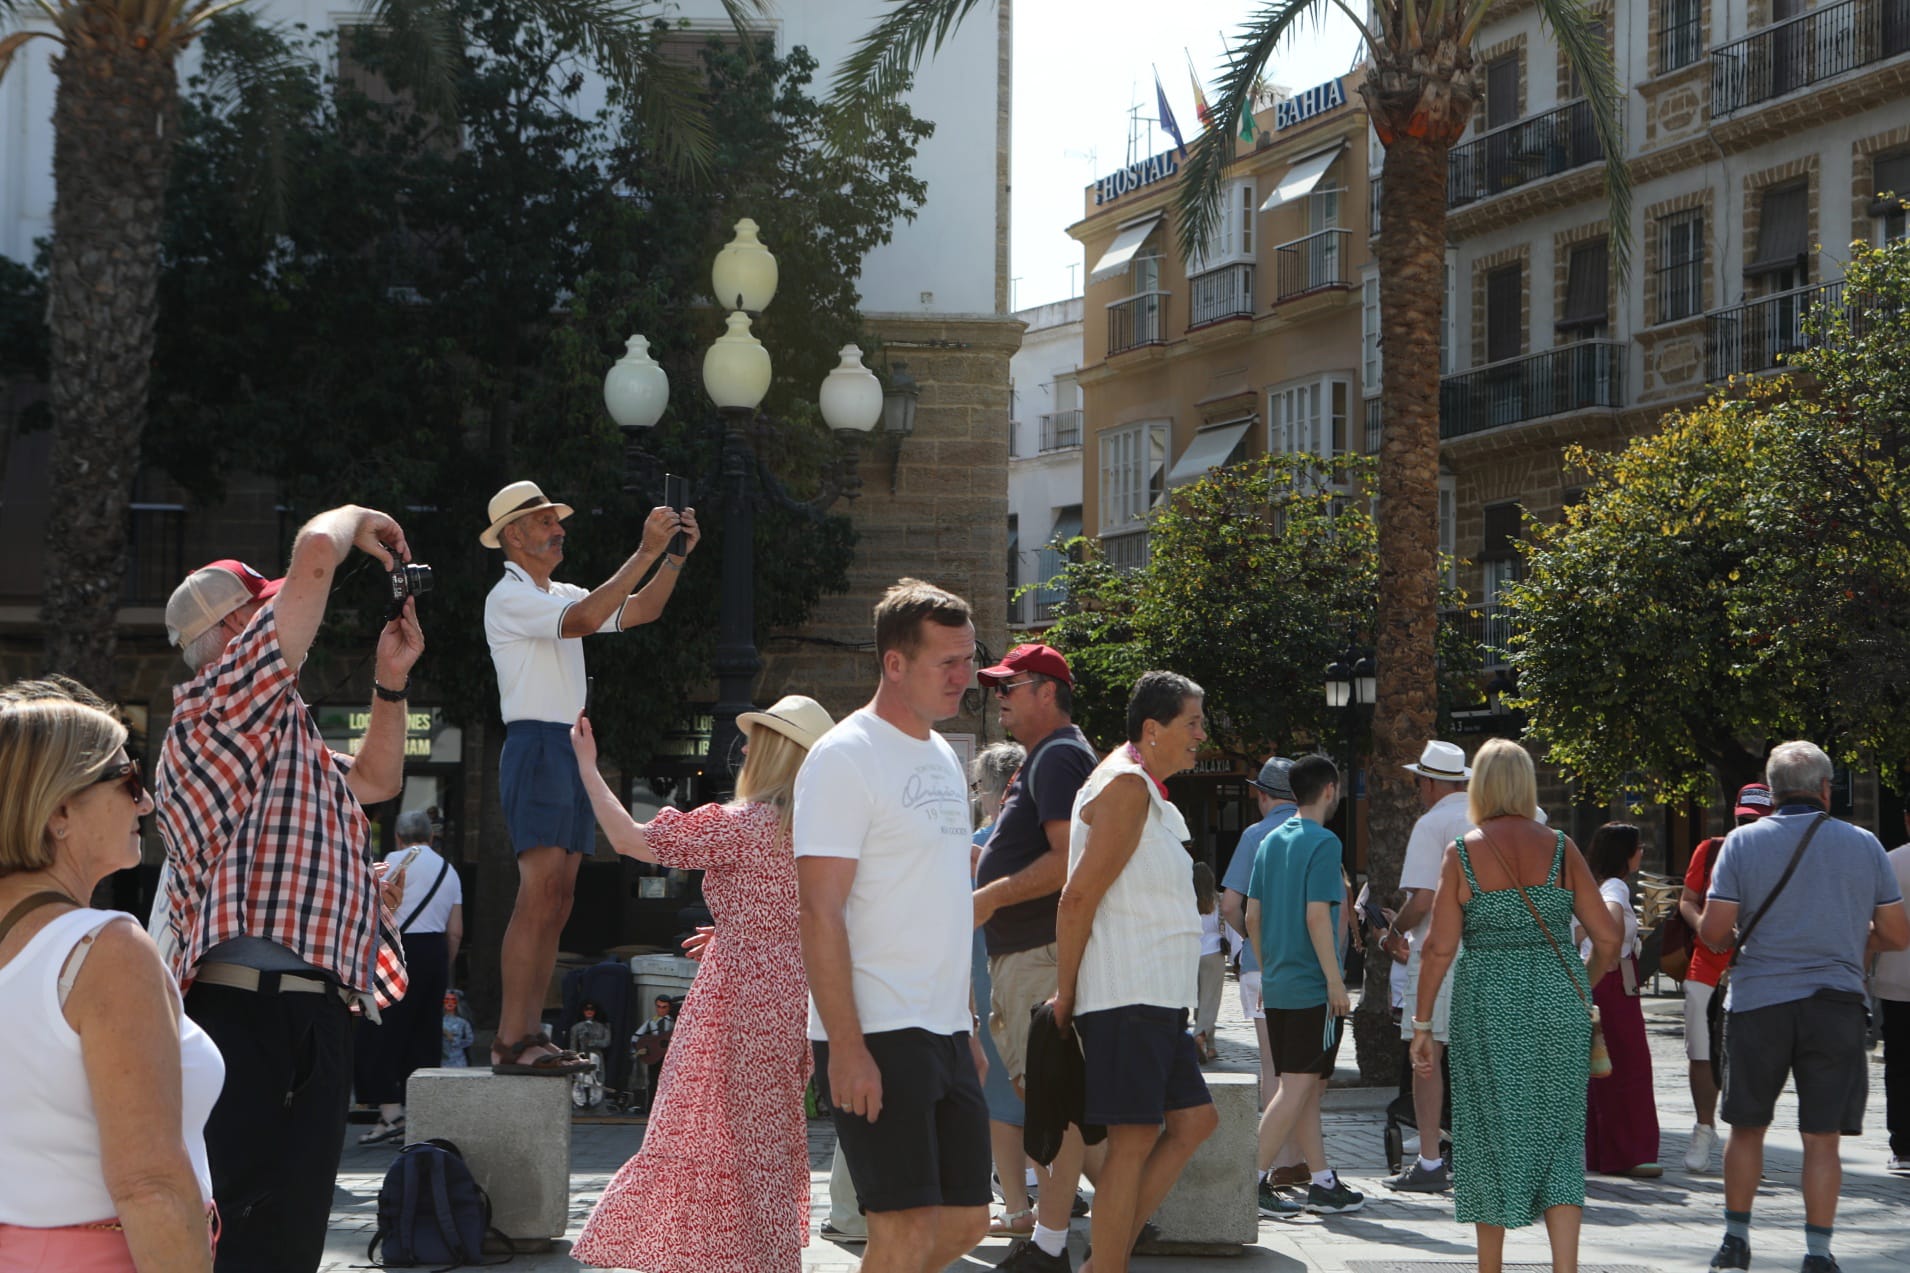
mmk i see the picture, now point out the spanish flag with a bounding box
[1185,50,1213,128]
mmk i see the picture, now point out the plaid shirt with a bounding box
[154,600,407,1008]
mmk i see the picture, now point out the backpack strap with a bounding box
[1023,732,1096,813]
[397,1149,425,1265]
[425,1151,466,1273]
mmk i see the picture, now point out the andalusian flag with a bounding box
[1239,97,1257,142]
[1185,50,1213,128]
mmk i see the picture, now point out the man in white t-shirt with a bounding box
[480,480,698,1074]
[1381,739,1472,1194]
[796,578,990,1273]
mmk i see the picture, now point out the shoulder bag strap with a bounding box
[1473,826,1595,1019]
[0,891,75,946]
[1726,811,1828,971]
[397,861,453,935]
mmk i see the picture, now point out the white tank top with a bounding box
[1069,750,1202,1016]
[0,907,224,1226]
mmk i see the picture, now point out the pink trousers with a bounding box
[0,1225,136,1272]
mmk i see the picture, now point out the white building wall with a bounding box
[1005,297,1082,627]
[0,1,1001,315]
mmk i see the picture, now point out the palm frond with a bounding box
[0,27,55,83]
[1175,0,1322,266]
[197,12,320,240]
[626,47,717,181]
[827,0,991,141]
[1532,0,1632,282]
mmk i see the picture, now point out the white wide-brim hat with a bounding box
[1402,739,1471,781]
[737,695,836,752]
[480,480,575,549]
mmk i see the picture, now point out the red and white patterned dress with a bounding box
[573,801,810,1273]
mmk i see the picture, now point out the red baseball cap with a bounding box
[978,642,1073,688]
[164,559,284,648]
[1734,782,1774,820]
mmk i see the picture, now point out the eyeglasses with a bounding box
[88,759,145,804]
[995,678,1039,696]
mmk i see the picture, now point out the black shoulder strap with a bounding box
[1728,812,1828,969]
[398,861,453,935]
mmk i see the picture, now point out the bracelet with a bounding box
[1410,1018,1434,1032]
[373,677,410,702]
[662,557,683,571]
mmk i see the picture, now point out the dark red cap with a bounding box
[1734,783,1774,820]
[978,642,1073,688]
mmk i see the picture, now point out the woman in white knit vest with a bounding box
[1054,671,1218,1273]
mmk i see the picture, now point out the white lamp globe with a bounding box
[702,311,772,410]
[711,218,778,314]
[603,335,669,430]
[818,345,883,433]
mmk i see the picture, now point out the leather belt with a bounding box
[195,960,352,1004]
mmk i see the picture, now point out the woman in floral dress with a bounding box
[568,695,835,1273]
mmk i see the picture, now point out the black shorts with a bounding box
[815,1029,991,1213]
[1073,1004,1212,1126]
[1721,991,1869,1134]
[1266,1002,1345,1078]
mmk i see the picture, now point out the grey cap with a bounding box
[1249,756,1295,800]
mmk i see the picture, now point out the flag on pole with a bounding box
[1239,98,1257,143]
[1185,50,1213,128]
[1154,68,1187,156]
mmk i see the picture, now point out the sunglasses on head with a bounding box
[88,759,145,803]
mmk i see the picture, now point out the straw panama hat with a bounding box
[480,480,575,549]
[1402,739,1472,781]
[737,695,836,751]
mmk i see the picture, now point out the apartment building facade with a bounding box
[1439,0,1910,855]
[1006,298,1085,629]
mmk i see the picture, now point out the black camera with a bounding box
[386,561,433,621]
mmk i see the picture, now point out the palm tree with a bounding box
[0,0,767,693]
[837,0,1629,1077]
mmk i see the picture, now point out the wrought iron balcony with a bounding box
[1448,100,1602,209]
[1706,280,1861,380]
[1038,409,1083,453]
[1188,263,1255,327]
[1711,0,1910,116]
[1439,340,1625,439]
[1107,291,1169,355]
[1363,395,1382,455]
[1441,602,1516,670]
[1274,229,1351,301]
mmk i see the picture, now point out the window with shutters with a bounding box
[1659,0,1703,75]
[1557,238,1610,340]
[1268,377,1352,491]
[1485,54,1521,129]
[1187,180,1256,273]
[1746,182,1809,295]
[1486,264,1524,363]
[1656,210,1704,322]
[1098,422,1169,533]
[1361,273,1382,395]
[1871,151,1910,245]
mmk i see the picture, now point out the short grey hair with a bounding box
[1764,741,1833,803]
[971,741,1025,809]
[395,810,435,844]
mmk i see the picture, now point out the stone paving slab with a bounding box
[320,980,1909,1272]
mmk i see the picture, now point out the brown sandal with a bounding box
[491,1034,592,1076]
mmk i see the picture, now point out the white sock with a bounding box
[1418,1154,1444,1171]
[1032,1222,1069,1257]
[1311,1169,1337,1189]
[1257,1169,1270,1184]
[1025,1166,1039,1187]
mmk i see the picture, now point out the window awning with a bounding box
[1747,184,1809,276]
[1557,239,1610,329]
[1259,146,1344,213]
[1088,214,1163,285]
[1167,420,1252,487]
[1047,506,1084,544]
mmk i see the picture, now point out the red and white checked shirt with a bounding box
[154,600,407,1008]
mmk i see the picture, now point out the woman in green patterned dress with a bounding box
[1410,739,1622,1273]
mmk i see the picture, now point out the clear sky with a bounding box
[1009,2,1365,311]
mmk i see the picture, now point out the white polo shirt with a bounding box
[483,561,621,724]
[1399,791,1474,944]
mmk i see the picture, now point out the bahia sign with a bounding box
[1094,148,1181,206]
[1274,78,1347,131]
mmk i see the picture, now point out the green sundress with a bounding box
[1448,830,1593,1228]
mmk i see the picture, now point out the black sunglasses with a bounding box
[89,759,145,803]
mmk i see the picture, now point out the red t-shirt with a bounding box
[1683,836,1733,987]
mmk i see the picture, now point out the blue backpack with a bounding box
[369,1139,508,1270]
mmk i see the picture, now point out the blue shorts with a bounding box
[1074,1004,1212,1126]
[499,720,596,855]
[972,931,1024,1125]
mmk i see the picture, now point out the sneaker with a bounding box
[1257,1177,1307,1217]
[1709,1234,1750,1271]
[1886,1154,1910,1175]
[1685,1123,1720,1173]
[994,1237,1071,1272]
[1800,1257,1839,1273]
[818,1221,866,1244]
[1386,1159,1452,1192]
[1305,1178,1366,1214]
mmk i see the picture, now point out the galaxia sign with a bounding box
[1275,78,1347,130]
[1094,148,1180,206]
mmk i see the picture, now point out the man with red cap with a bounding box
[1677,781,1774,1174]
[973,643,1097,1272]
[153,505,423,1272]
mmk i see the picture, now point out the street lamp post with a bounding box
[603,219,883,794]
[1323,647,1376,879]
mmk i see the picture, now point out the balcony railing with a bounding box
[1108,291,1169,355]
[1706,280,1860,379]
[1439,340,1625,439]
[1448,100,1602,209]
[1711,0,1910,116]
[1363,395,1382,455]
[1441,602,1516,670]
[1188,263,1255,327]
[1038,409,1083,452]
[1274,229,1351,301]
[125,504,186,604]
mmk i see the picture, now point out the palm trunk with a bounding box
[1354,129,1452,1082]
[40,18,180,696]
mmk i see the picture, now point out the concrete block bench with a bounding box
[1148,1070,1258,1253]
[406,1068,573,1243]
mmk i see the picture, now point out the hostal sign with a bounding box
[1275,78,1346,130]
[1094,148,1180,206]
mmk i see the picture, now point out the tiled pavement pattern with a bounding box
[321,984,1906,1271]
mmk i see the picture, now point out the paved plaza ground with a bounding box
[322,981,1906,1271]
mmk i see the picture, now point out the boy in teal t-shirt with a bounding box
[1250,815,1345,1008]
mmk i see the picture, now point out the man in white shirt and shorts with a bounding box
[796,578,990,1273]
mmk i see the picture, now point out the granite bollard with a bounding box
[1146,1070,1258,1253]
[406,1067,572,1244]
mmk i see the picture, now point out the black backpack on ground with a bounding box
[368,1139,510,1270]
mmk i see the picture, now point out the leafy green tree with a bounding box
[1512,239,1910,803]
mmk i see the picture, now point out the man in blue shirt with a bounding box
[1245,754,1363,1218]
